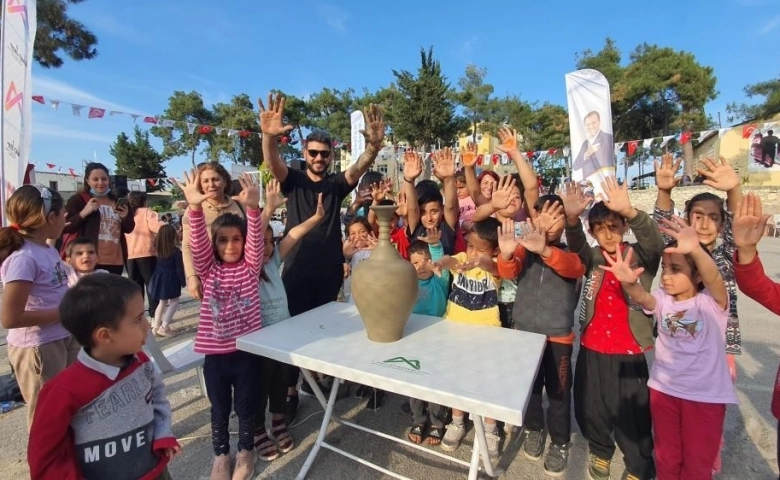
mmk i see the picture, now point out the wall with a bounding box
[627,185,780,214]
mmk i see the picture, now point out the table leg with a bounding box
[300,368,329,409]
[471,414,502,478]
[296,376,343,480]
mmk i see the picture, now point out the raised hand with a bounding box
[231,173,261,209]
[312,193,325,221]
[395,191,408,218]
[560,181,591,220]
[265,179,286,212]
[360,104,385,149]
[258,93,294,137]
[490,175,518,211]
[517,221,548,254]
[659,216,701,255]
[532,199,564,231]
[497,218,518,257]
[654,152,682,191]
[496,127,519,153]
[696,156,740,193]
[432,147,456,180]
[460,143,478,167]
[600,176,633,217]
[176,169,215,207]
[403,151,423,181]
[598,247,645,284]
[733,193,770,249]
[419,227,442,245]
[370,182,386,203]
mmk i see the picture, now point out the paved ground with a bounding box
[3,238,780,479]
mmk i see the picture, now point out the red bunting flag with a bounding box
[147,178,157,187]
[68,168,77,178]
[199,125,214,134]
[492,154,499,165]
[742,124,758,139]
[628,141,638,156]
[679,131,692,145]
[239,130,251,138]
[143,116,158,124]
[32,95,44,104]
[526,151,535,158]
[476,154,483,166]
[547,148,557,156]
[88,107,105,119]
[46,163,55,169]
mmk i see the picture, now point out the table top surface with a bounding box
[237,302,546,425]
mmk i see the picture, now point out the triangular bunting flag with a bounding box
[187,123,197,134]
[50,100,59,111]
[615,142,625,151]
[696,130,714,143]
[627,141,638,156]
[71,104,84,117]
[718,128,729,138]
[130,114,141,122]
[216,127,225,135]
[32,95,44,104]
[228,130,238,137]
[743,124,758,138]
[239,130,251,138]
[679,132,692,145]
[88,107,105,119]
[198,125,214,134]
[161,119,176,128]
[46,163,55,169]
[642,138,654,149]
[68,168,77,178]
[147,178,157,187]
[109,111,123,116]
[660,135,675,148]
[547,148,557,156]
[143,116,158,124]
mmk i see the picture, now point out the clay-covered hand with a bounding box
[460,143,478,167]
[496,127,519,154]
[360,104,385,149]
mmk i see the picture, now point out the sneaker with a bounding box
[620,473,640,480]
[232,449,255,480]
[366,389,385,411]
[210,454,231,480]
[284,394,299,425]
[543,443,570,477]
[522,429,546,460]
[588,455,612,480]
[484,430,501,465]
[441,422,466,452]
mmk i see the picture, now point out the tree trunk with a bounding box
[683,132,694,180]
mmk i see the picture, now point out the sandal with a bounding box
[407,424,426,444]
[271,420,295,454]
[427,426,444,445]
[254,428,280,462]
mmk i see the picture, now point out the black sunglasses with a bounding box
[307,149,331,159]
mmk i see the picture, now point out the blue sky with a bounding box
[29,0,780,181]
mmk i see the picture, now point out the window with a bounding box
[48,181,58,191]
[377,164,388,175]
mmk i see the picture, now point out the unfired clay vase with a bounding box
[351,205,418,342]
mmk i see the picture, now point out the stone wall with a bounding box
[628,185,780,214]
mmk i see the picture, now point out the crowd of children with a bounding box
[0,123,769,479]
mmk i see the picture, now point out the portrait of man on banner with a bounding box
[572,110,614,180]
[565,69,615,193]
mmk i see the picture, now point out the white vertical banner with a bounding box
[349,110,366,201]
[1,0,37,224]
[565,69,615,196]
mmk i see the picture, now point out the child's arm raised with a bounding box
[498,127,539,209]
[432,148,459,230]
[261,179,286,236]
[661,216,728,309]
[279,193,325,259]
[496,218,526,279]
[697,156,743,213]
[599,247,657,311]
[461,144,488,206]
[402,151,423,233]
[177,169,216,278]
[231,173,263,274]
[560,181,594,266]
[473,175,518,221]
[654,153,682,213]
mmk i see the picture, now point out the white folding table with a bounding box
[237,302,546,480]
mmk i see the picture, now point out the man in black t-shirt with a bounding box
[761,130,779,167]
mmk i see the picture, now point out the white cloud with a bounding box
[760,15,780,35]
[33,76,141,114]
[318,4,350,32]
[33,121,116,143]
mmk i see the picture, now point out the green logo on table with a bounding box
[383,357,421,370]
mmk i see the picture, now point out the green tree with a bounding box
[12,0,99,68]
[386,47,460,149]
[306,87,357,143]
[209,94,262,166]
[456,65,501,141]
[109,126,165,191]
[150,91,214,166]
[727,76,780,121]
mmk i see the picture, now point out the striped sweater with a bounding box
[190,207,263,354]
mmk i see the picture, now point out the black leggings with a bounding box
[255,357,288,433]
[96,264,125,275]
[126,256,159,315]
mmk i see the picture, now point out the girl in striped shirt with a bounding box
[177,170,264,480]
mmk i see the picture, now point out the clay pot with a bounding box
[351,205,418,342]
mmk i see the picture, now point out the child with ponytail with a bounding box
[0,185,76,427]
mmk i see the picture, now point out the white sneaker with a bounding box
[485,430,501,464]
[441,422,466,452]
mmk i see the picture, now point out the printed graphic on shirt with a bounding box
[449,271,498,311]
[52,260,68,286]
[261,296,286,327]
[97,205,121,244]
[77,422,158,480]
[208,276,254,339]
[661,309,701,337]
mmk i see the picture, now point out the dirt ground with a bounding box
[2,238,780,479]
